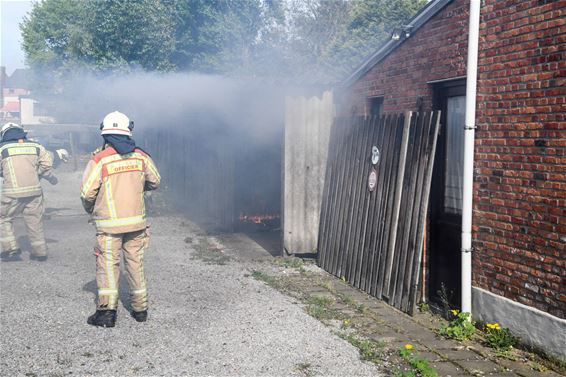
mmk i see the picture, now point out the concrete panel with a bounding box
[473,286,566,361]
[283,91,334,255]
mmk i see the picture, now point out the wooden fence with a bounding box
[283,91,334,255]
[318,112,440,315]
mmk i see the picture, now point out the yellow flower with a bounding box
[451,310,459,316]
[486,323,501,330]
[404,344,414,350]
[343,319,350,326]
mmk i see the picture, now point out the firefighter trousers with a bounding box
[95,229,149,312]
[0,194,47,256]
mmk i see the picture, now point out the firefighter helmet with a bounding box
[100,111,134,136]
[0,122,24,139]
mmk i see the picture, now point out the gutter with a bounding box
[462,0,481,316]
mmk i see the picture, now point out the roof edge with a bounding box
[340,0,455,88]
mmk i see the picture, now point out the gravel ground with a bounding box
[0,169,383,377]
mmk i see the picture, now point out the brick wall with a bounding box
[344,0,469,114]
[473,0,565,318]
[343,0,565,318]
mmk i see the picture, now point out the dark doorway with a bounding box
[429,79,466,310]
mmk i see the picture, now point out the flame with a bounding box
[239,213,280,224]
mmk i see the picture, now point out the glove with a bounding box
[55,149,70,162]
[46,175,58,185]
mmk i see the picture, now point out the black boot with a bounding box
[87,310,116,327]
[30,254,48,262]
[0,249,22,262]
[131,310,148,322]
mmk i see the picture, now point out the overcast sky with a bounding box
[1,0,33,75]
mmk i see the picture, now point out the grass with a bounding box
[339,332,385,363]
[251,270,279,287]
[398,346,439,377]
[190,237,231,265]
[275,256,304,269]
[307,295,339,320]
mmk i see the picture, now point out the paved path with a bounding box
[0,170,382,376]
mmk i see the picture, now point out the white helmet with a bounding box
[100,111,134,136]
[1,122,24,139]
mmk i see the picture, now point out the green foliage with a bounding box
[21,0,176,73]
[440,311,476,341]
[418,302,430,312]
[285,0,427,83]
[484,325,516,352]
[398,346,439,377]
[274,256,304,269]
[21,0,274,77]
[21,0,427,84]
[340,333,385,363]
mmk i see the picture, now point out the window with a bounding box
[444,95,465,214]
[367,96,383,118]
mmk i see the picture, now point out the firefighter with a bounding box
[81,111,160,327]
[0,122,57,262]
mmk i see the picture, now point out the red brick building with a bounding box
[340,0,565,359]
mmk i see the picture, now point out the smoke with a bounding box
[44,71,288,147]
[36,71,292,228]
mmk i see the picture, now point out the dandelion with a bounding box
[404,344,414,350]
[343,319,350,326]
[486,323,501,330]
[451,309,459,316]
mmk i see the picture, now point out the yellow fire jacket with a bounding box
[81,145,161,234]
[0,139,53,198]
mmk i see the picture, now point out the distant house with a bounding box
[0,67,55,124]
[338,0,565,360]
[1,67,31,122]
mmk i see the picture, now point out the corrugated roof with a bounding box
[340,0,454,88]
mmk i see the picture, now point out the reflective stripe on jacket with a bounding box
[0,140,53,198]
[81,146,161,234]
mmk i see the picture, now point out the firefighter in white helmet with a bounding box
[0,122,57,262]
[81,111,161,327]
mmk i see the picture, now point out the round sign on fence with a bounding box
[371,146,380,165]
[368,168,377,192]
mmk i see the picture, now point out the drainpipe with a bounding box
[462,0,481,316]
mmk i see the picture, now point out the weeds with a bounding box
[338,293,356,307]
[484,323,516,352]
[418,302,430,313]
[307,295,337,320]
[398,345,439,377]
[275,256,304,269]
[439,311,476,341]
[437,283,454,318]
[251,270,282,289]
[340,333,385,363]
[318,280,335,293]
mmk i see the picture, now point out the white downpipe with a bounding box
[462,0,481,316]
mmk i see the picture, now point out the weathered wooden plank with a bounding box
[353,115,383,290]
[343,116,372,283]
[360,115,390,292]
[335,119,358,278]
[393,112,425,308]
[407,112,441,314]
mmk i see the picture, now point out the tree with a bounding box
[21,0,176,74]
[284,0,427,83]
[21,0,428,85]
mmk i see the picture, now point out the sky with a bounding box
[1,0,33,75]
